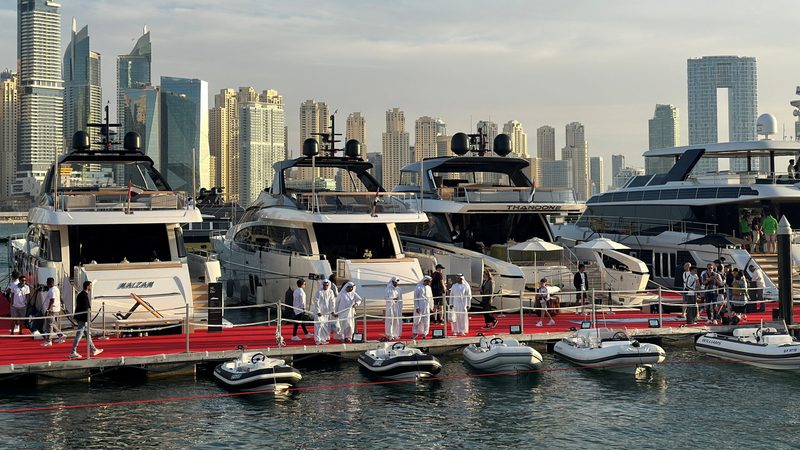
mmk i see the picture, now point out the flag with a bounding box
[128,181,144,197]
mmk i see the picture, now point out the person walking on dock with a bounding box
[762,212,778,254]
[9,275,31,336]
[480,270,498,329]
[334,282,362,343]
[291,279,313,341]
[385,276,403,340]
[450,274,472,336]
[412,276,433,339]
[312,280,336,345]
[747,265,766,312]
[69,281,103,359]
[431,264,446,324]
[41,277,65,346]
[574,264,589,313]
[682,265,699,324]
[536,278,556,327]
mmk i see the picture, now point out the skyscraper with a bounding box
[299,99,332,179]
[63,18,101,147]
[589,156,605,195]
[160,76,210,194]
[122,85,160,169]
[476,120,498,151]
[562,122,589,201]
[688,56,758,173]
[646,104,680,175]
[341,112,368,191]
[414,116,442,161]
[366,152,382,188]
[611,154,625,181]
[536,125,556,161]
[209,88,238,200]
[117,27,151,136]
[17,0,63,193]
[540,160,572,190]
[503,120,529,158]
[239,90,284,204]
[0,71,18,203]
[382,108,409,190]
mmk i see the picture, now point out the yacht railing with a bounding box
[295,192,419,214]
[440,186,532,203]
[572,214,718,236]
[51,190,188,212]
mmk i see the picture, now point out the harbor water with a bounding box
[2,225,800,448]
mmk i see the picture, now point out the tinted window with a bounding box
[678,188,697,199]
[718,187,739,198]
[643,190,660,201]
[697,188,717,199]
[661,189,679,200]
[234,225,312,254]
[627,191,643,201]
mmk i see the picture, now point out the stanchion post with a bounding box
[591,289,596,326]
[519,291,524,335]
[185,303,190,353]
[363,298,368,341]
[99,301,109,340]
[443,298,448,337]
[86,307,92,360]
[658,287,663,326]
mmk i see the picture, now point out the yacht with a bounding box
[552,138,800,297]
[395,131,583,298]
[8,122,202,326]
[213,122,426,314]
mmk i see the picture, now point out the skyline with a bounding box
[2,1,799,184]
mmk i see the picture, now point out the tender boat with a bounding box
[553,328,666,374]
[214,351,302,391]
[463,335,543,372]
[695,326,800,370]
[358,342,442,380]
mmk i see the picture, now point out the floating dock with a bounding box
[1,303,796,383]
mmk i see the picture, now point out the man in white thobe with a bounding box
[412,276,433,339]
[312,280,336,345]
[384,276,402,340]
[334,282,362,342]
[450,274,472,336]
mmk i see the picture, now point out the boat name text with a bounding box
[506,205,563,211]
[116,281,155,289]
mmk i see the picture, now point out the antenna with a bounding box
[310,111,343,157]
[86,101,122,150]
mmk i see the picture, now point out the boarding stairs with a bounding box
[749,253,800,297]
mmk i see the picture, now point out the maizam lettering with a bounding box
[116,281,155,289]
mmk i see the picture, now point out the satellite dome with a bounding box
[756,113,777,139]
[302,138,319,157]
[493,134,512,156]
[451,133,469,156]
[344,139,361,158]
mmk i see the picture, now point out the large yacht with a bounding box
[552,137,800,297]
[213,124,426,313]
[9,124,202,325]
[395,131,584,295]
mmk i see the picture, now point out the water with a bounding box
[0,341,798,448]
[2,224,799,448]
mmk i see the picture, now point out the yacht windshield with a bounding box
[54,161,168,191]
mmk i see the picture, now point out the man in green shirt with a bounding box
[762,212,778,253]
[739,213,751,251]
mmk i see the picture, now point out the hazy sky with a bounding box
[2,0,799,183]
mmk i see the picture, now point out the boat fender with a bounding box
[251,353,266,364]
[631,340,640,348]
[391,342,406,351]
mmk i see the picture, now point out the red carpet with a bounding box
[0,301,796,368]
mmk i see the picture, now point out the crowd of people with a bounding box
[285,264,509,344]
[740,210,778,253]
[680,260,767,326]
[3,272,102,359]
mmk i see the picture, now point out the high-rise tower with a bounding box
[17,0,63,193]
[536,125,555,161]
[64,18,101,147]
[117,27,151,136]
[0,72,18,202]
[382,108,409,190]
[239,90,284,204]
[561,122,589,201]
[646,104,680,175]
[503,120,529,158]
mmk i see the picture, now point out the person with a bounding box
[334,282,362,342]
[480,270,498,329]
[684,267,699,325]
[535,278,556,327]
[449,274,472,336]
[573,263,589,311]
[700,263,722,325]
[69,281,103,359]
[431,264,447,324]
[311,279,336,345]
[327,274,341,339]
[739,212,751,248]
[9,275,31,335]
[41,277,65,346]
[747,264,765,312]
[412,276,433,339]
[762,211,778,254]
[679,262,693,319]
[751,215,762,252]
[731,271,749,321]
[789,160,796,179]
[4,270,19,301]
[384,276,402,340]
[290,279,313,341]
[451,224,463,243]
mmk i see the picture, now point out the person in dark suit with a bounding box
[69,281,103,359]
[574,264,589,309]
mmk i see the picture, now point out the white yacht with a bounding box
[395,131,583,296]
[8,126,202,325]
[213,127,426,314]
[553,138,800,297]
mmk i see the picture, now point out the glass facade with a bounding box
[123,86,160,169]
[116,30,151,135]
[63,23,101,146]
[160,76,209,194]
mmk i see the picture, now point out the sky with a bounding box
[2,0,799,184]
